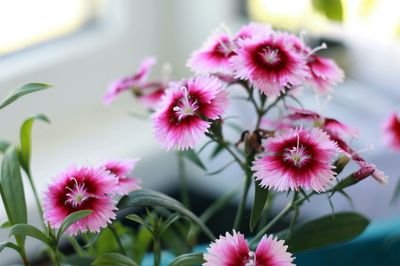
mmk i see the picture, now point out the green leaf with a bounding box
[1,221,10,228]
[92,253,138,266]
[118,189,215,240]
[63,255,95,266]
[178,149,206,171]
[0,83,51,110]
[206,160,235,176]
[250,180,269,232]
[125,214,153,233]
[159,213,181,234]
[0,146,27,233]
[210,143,224,159]
[0,140,10,153]
[9,224,48,244]
[19,114,50,175]
[57,210,93,239]
[170,252,205,266]
[0,241,22,254]
[286,212,369,252]
[312,0,343,22]
[391,176,400,205]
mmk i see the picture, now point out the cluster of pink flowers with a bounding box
[203,231,294,266]
[43,159,140,235]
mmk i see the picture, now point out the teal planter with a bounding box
[141,217,400,266]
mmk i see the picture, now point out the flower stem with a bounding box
[250,191,315,246]
[176,152,190,208]
[233,166,252,230]
[153,237,161,266]
[109,225,127,256]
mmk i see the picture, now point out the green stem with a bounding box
[109,225,127,256]
[27,171,45,228]
[176,153,190,208]
[153,237,161,266]
[250,191,315,246]
[69,237,84,256]
[233,164,252,230]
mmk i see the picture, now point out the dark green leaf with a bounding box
[178,150,206,171]
[118,189,215,240]
[63,255,95,266]
[19,114,50,175]
[9,224,48,244]
[0,83,51,110]
[170,252,205,266]
[92,253,138,266]
[132,226,152,263]
[57,210,93,239]
[286,212,369,252]
[125,214,153,233]
[0,146,27,248]
[250,180,269,232]
[0,241,22,254]
[312,0,343,22]
[0,140,10,153]
[391,176,400,205]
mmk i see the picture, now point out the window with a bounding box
[0,0,102,56]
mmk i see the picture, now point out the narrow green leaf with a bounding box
[159,213,181,234]
[0,83,51,110]
[391,176,400,205]
[9,224,48,244]
[117,189,215,240]
[125,214,153,233]
[312,0,343,22]
[179,149,207,171]
[170,252,205,266]
[1,221,10,228]
[0,146,27,227]
[92,253,138,266]
[57,210,93,239]
[0,140,10,153]
[207,160,235,176]
[0,241,22,253]
[286,212,369,252]
[63,255,95,266]
[19,114,50,174]
[210,143,224,159]
[250,180,269,231]
[83,233,100,249]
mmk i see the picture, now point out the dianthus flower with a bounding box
[43,166,117,235]
[305,55,344,94]
[152,75,228,150]
[252,128,339,192]
[382,112,400,151]
[102,159,141,195]
[203,231,294,266]
[231,32,308,97]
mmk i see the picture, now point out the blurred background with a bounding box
[0,0,399,264]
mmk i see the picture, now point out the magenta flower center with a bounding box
[173,87,199,120]
[282,134,311,168]
[244,251,256,266]
[261,47,281,65]
[65,178,92,208]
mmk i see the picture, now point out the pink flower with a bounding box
[306,55,344,94]
[382,112,400,151]
[203,231,294,266]
[286,107,359,138]
[351,154,388,185]
[152,75,228,150]
[252,128,339,192]
[235,22,272,41]
[187,33,236,74]
[43,166,117,235]
[102,159,141,195]
[231,32,308,97]
[103,57,157,105]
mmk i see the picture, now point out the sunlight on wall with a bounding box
[0,0,96,56]
[248,0,400,41]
